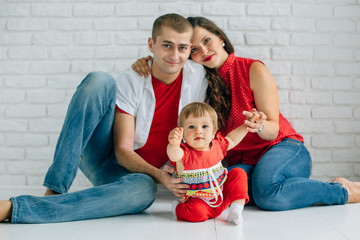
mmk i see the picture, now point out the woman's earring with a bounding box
[222,42,225,47]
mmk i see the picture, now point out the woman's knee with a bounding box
[252,183,292,211]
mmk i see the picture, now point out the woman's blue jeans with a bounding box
[10,72,158,223]
[228,138,348,211]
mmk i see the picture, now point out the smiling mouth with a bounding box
[203,55,214,62]
[166,60,180,65]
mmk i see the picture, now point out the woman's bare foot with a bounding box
[332,177,360,203]
[44,188,61,196]
[0,200,12,222]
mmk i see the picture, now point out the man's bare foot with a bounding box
[332,177,360,203]
[0,200,12,222]
[44,188,61,196]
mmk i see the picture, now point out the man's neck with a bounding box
[151,65,183,85]
[151,72,181,85]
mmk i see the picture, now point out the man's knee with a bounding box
[73,71,116,108]
[80,71,116,95]
[125,174,158,212]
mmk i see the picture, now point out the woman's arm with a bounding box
[248,61,280,141]
[131,56,152,77]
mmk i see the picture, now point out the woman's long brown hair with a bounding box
[187,17,234,130]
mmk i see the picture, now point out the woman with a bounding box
[132,16,360,210]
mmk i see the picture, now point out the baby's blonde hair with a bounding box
[178,102,218,132]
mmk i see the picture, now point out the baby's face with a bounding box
[182,113,215,151]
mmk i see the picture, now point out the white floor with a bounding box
[1,186,360,240]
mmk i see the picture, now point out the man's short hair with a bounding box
[152,13,193,42]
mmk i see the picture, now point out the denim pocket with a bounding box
[284,139,302,146]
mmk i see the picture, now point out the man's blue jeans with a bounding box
[228,138,348,210]
[10,72,158,223]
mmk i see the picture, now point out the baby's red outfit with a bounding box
[176,168,248,222]
[174,133,249,222]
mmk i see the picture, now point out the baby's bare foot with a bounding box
[332,177,360,203]
[0,200,12,222]
[44,188,61,196]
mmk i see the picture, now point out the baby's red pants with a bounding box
[175,168,249,222]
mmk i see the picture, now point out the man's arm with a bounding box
[113,111,160,178]
[113,111,187,197]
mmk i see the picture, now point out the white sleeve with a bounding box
[115,71,143,117]
[198,69,208,103]
[191,61,208,103]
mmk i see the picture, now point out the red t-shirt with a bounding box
[218,53,304,166]
[116,71,183,168]
[170,132,229,170]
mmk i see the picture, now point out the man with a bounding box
[0,13,207,223]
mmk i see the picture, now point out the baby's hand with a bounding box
[168,127,183,146]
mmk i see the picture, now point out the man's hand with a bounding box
[158,165,188,198]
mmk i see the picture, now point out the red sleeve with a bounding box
[215,132,229,156]
[168,143,189,170]
[169,160,176,167]
[116,105,130,115]
[179,143,190,168]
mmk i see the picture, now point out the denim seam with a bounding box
[9,197,18,223]
[83,151,119,187]
[343,186,349,203]
[79,100,116,184]
[82,102,115,149]
[43,182,67,194]
[271,141,304,187]
[335,182,349,204]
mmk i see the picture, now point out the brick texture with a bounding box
[0,0,359,187]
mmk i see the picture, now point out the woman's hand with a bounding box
[131,55,152,77]
[243,108,267,133]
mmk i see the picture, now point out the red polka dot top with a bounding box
[218,53,304,166]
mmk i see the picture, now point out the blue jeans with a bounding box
[10,72,158,223]
[228,138,348,211]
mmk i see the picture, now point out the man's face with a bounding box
[148,26,192,84]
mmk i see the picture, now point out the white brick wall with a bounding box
[0,0,359,188]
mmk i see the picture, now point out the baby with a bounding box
[167,102,250,225]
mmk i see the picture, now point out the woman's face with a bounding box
[190,26,229,69]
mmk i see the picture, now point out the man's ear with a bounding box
[148,37,154,53]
